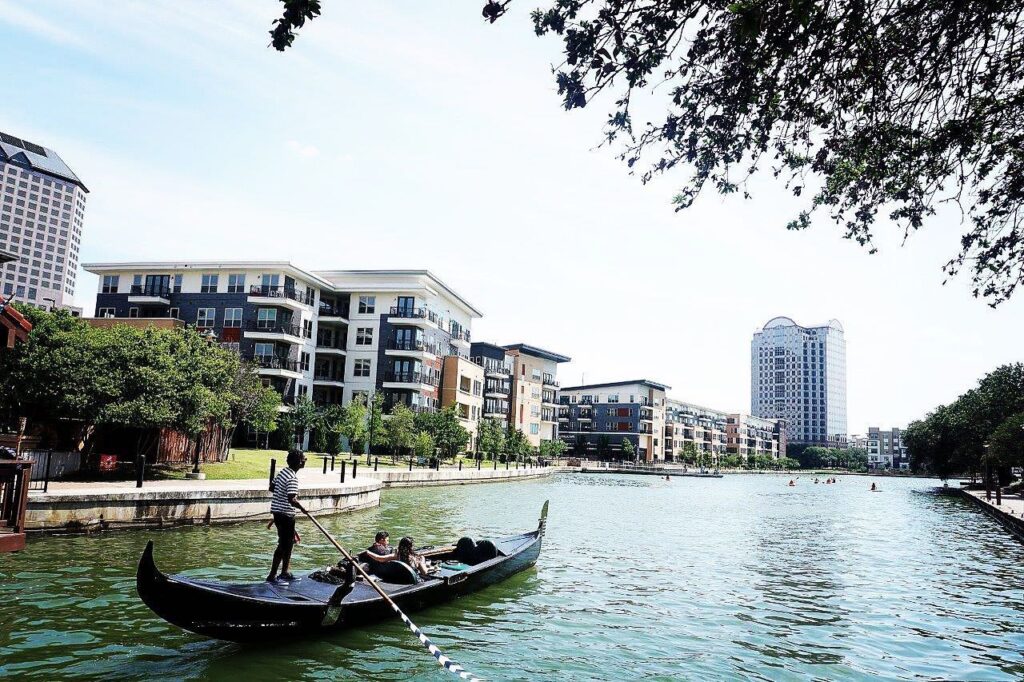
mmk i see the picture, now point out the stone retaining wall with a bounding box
[953,488,1024,541]
[26,482,381,534]
[373,465,573,488]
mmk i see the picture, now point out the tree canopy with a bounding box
[272,1,1024,305]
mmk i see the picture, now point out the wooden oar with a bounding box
[301,510,483,681]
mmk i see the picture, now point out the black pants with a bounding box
[273,512,296,550]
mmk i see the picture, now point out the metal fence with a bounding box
[23,450,81,491]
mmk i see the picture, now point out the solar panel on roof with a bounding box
[0,132,23,147]
[21,141,46,156]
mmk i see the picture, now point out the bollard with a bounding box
[477,458,481,470]
[409,457,413,471]
[322,456,328,475]
[459,460,462,471]
[331,455,335,471]
[506,460,509,470]
[136,454,145,489]
[352,461,358,479]
[494,458,497,470]
[374,457,379,472]
[340,461,346,483]
[43,450,53,494]
[269,458,277,491]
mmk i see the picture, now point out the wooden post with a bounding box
[408,457,413,471]
[374,457,379,472]
[459,460,462,471]
[268,458,277,492]
[136,455,145,489]
[352,461,358,479]
[340,461,346,483]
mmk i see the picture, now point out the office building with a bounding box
[751,316,847,445]
[1,130,87,310]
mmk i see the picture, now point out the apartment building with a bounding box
[83,263,482,424]
[1,130,87,311]
[559,380,670,461]
[440,355,484,450]
[751,316,847,445]
[505,344,571,447]
[470,342,515,429]
[663,399,729,462]
[726,413,786,460]
[866,426,908,470]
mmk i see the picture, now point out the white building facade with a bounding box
[751,317,847,445]
[1,130,87,310]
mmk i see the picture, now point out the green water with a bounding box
[2,474,1023,680]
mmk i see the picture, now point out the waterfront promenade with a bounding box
[956,488,1024,541]
[25,462,570,534]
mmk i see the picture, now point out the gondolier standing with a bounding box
[267,449,307,583]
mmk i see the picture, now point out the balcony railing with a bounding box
[542,374,559,387]
[387,338,440,354]
[450,328,471,342]
[314,371,345,382]
[318,302,349,318]
[389,306,427,319]
[129,284,171,297]
[542,392,557,404]
[484,383,510,396]
[246,320,301,337]
[249,284,314,306]
[245,354,301,372]
[384,371,437,386]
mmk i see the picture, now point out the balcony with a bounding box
[542,374,559,387]
[449,327,471,347]
[244,319,302,342]
[541,411,556,423]
[385,338,439,359]
[318,301,349,323]
[245,354,303,379]
[484,383,510,398]
[388,306,439,328]
[248,284,314,311]
[640,406,655,422]
[542,392,557,405]
[128,284,171,305]
[313,370,345,388]
[316,344,346,357]
[382,370,438,391]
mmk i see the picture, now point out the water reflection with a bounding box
[2,475,1024,680]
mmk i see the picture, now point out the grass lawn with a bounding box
[196,448,286,480]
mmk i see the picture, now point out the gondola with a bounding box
[136,501,548,642]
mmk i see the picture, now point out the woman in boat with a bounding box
[397,536,432,578]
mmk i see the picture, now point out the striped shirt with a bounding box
[271,467,299,516]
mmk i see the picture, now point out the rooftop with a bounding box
[561,379,671,392]
[503,343,571,364]
[0,131,87,192]
[760,316,844,332]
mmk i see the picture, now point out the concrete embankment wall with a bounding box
[953,488,1024,541]
[26,482,380,534]
[375,465,574,488]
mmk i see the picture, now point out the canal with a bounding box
[2,474,1023,680]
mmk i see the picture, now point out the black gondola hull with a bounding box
[136,506,547,642]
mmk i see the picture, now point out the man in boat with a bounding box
[364,531,391,562]
[267,449,307,583]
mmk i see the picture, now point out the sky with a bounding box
[1,0,1020,433]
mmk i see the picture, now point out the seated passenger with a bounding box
[397,536,432,578]
[364,531,393,564]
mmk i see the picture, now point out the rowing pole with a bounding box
[301,509,483,682]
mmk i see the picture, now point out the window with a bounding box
[169,307,180,319]
[227,273,246,293]
[197,307,215,327]
[257,308,277,327]
[224,308,242,328]
[255,342,275,358]
[201,274,219,293]
[358,295,375,314]
[356,327,373,345]
[132,274,142,288]
[532,368,542,380]
[173,274,182,293]
[530,423,540,435]
[300,352,310,372]
[101,275,119,293]
[354,359,371,377]
[608,394,619,404]
[97,307,115,318]
[128,307,139,318]
[303,319,313,338]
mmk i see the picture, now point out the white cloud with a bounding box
[285,140,320,158]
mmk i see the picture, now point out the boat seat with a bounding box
[372,560,419,585]
[473,540,499,563]
[455,537,476,564]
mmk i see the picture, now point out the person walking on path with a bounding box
[267,449,307,583]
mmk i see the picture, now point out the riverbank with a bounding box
[25,464,573,535]
[950,487,1024,542]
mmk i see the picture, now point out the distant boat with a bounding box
[136,503,548,642]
